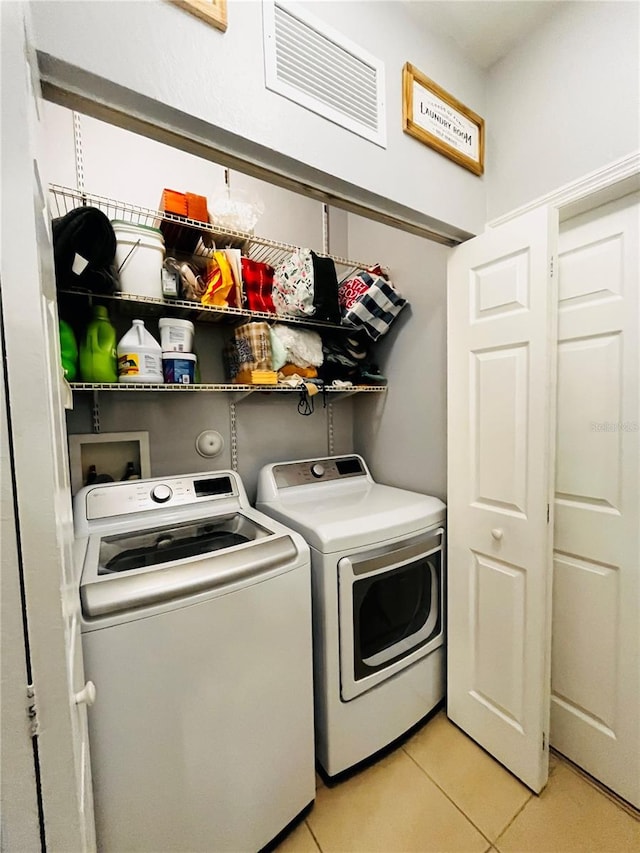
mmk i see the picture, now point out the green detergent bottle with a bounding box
[59,319,78,381]
[79,305,118,383]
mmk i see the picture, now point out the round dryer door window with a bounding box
[338,528,444,701]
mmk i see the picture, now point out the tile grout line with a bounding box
[401,745,505,847]
[492,792,535,850]
[304,818,323,852]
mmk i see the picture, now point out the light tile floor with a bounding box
[276,711,640,853]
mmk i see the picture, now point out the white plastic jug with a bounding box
[117,320,164,384]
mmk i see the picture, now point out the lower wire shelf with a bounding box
[69,383,387,393]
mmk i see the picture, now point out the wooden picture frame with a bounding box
[402,62,484,176]
[170,0,228,32]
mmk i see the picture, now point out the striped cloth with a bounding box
[340,272,407,341]
[223,322,273,383]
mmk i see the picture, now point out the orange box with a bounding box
[186,192,208,223]
[161,188,188,217]
[159,188,201,255]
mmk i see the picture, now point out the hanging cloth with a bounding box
[201,251,235,307]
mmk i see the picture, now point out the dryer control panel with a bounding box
[272,456,366,489]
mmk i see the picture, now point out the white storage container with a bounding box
[159,318,194,353]
[117,320,164,384]
[113,221,165,299]
[162,352,197,384]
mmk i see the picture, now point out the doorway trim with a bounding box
[488,151,640,227]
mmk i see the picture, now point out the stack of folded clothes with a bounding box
[317,330,387,386]
[270,324,324,383]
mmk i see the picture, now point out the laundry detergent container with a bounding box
[113,221,165,299]
[117,320,164,384]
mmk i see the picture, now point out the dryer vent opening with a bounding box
[263,0,387,148]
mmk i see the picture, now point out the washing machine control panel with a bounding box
[273,456,366,488]
[83,474,237,520]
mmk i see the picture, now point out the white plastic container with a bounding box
[162,352,197,384]
[113,221,165,299]
[159,318,194,353]
[117,320,164,384]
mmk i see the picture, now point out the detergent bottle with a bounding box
[79,305,117,383]
[117,319,164,383]
[59,318,78,381]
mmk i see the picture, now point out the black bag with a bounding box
[52,206,118,294]
[310,251,341,324]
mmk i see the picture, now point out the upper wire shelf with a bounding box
[48,184,373,279]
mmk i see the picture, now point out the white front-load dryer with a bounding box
[256,454,446,777]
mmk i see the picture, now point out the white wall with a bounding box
[349,215,448,500]
[487,0,640,219]
[31,0,487,236]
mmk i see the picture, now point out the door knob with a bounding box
[74,681,96,707]
[491,528,504,541]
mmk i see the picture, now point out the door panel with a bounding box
[447,206,558,793]
[552,194,639,808]
[0,2,95,848]
[473,344,529,513]
[471,553,526,725]
[0,328,42,850]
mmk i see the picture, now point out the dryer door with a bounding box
[338,528,444,701]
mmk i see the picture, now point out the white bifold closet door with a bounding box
[551,193,639,809]
[1,2,96,847]
[447,206,558,794]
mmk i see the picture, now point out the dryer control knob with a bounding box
[151,484,173,503]
[310,463,325,478]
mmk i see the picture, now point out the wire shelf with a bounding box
[57,288,363,331]
[69,383,387,393]
[59,289,252,325]
[48,184,373,278]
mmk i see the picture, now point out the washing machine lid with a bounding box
[258,481,445,552]
[96,513,270,575]
[79,511,302,619]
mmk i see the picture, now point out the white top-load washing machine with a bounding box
[256,454,446,777]
[74,470,314,852]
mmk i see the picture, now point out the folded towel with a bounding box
[272,249,315,317]
[310,251,340,324]
[340,272,407,341]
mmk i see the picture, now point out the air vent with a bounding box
[263,0,386,148]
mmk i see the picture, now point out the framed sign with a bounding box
[170,0,227,32]
[402,63,484,176]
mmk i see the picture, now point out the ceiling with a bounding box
[403,1,564,69]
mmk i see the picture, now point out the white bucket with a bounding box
[162,352,197,384]
[117,319,164,384]
[113,221,165,299]
[159,318,194,353]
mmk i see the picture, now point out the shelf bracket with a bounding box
[72,111,85,194]
[229,401,238,471]
[327,401,335,456]
[322,203,329,254]
[92,390,101,434]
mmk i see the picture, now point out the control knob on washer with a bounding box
[151,484,173,503]
[310,463,325,479]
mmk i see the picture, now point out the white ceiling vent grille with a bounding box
[263,0,386,148]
